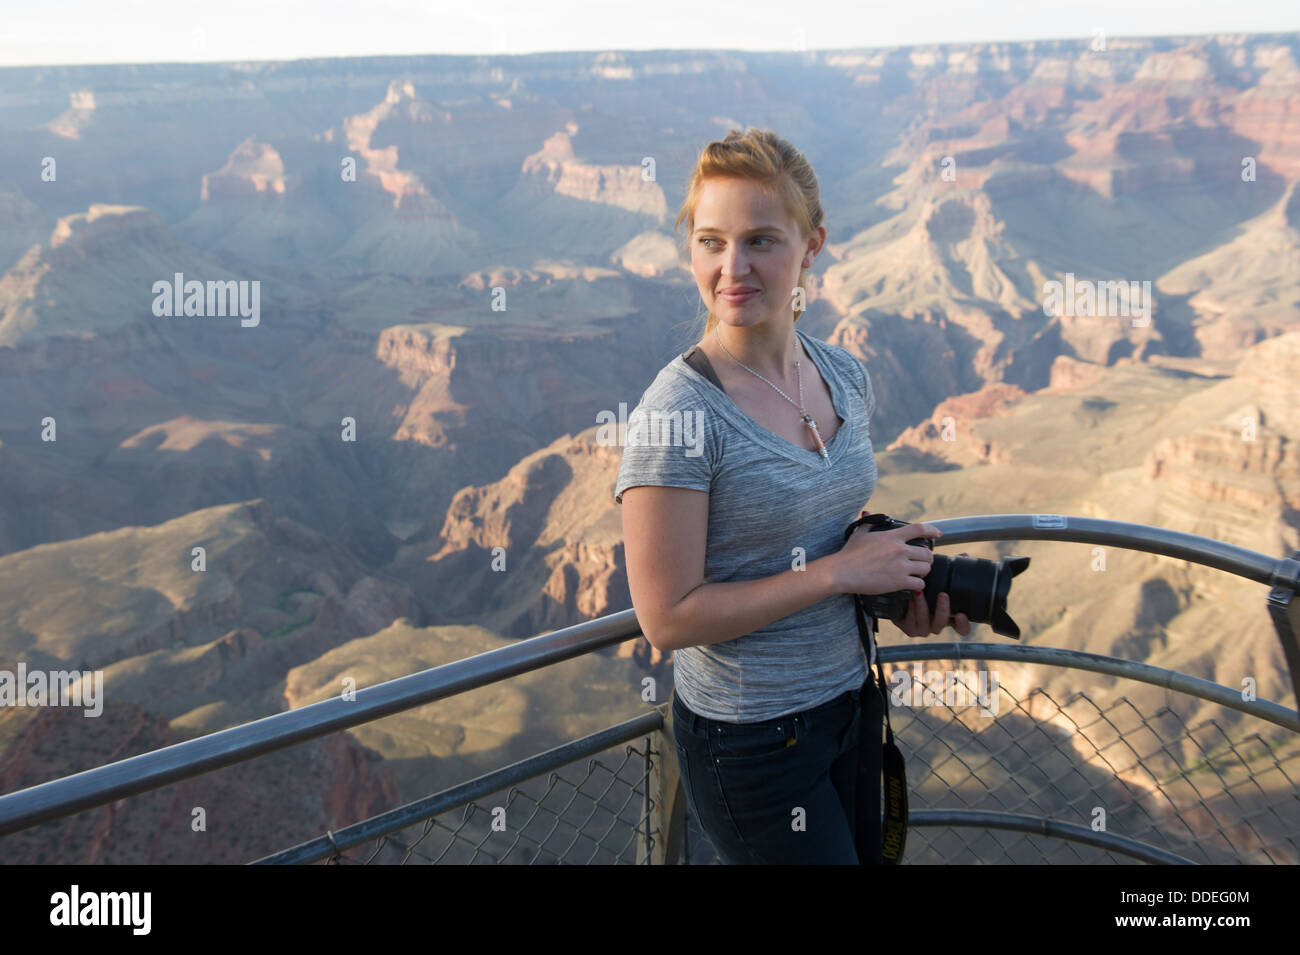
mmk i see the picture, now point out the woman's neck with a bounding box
[709,324,803,382]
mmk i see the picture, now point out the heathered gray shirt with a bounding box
[614,326,879,723]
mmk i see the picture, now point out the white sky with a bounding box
[1,0,1297,67]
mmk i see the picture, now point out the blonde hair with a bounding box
[673,128,825,338]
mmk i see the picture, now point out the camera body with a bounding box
[851,513,937,623]
[843,512,1030,639]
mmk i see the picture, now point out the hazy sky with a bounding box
[3,0,1298,67]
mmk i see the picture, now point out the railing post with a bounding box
[1268,548,1300,707]
[638,699,687,864]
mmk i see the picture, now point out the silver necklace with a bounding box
[713,328,831,464]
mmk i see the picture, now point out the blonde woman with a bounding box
[614,128,971,864]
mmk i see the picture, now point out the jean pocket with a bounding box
[711,725,799,763]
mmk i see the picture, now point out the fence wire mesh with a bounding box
[882,660,1300,865]
[316,737,659,865]
[294,659,1298,865]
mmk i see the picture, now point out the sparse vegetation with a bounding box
[266,588,322,638]
[1080,397,1117,414]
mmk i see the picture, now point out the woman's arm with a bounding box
[620,484,843,653]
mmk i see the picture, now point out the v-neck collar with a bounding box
[674,328,850,469]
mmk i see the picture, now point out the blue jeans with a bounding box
[672,685,865,864]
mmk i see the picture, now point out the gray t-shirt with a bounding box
[614,327,879,723]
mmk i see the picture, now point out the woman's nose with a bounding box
[721,248,751,276]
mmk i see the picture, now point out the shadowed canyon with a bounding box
[1,35,1298,861]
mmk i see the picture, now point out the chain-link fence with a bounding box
[316,739,658,865]
[888,659,1300,865]
[269,647,1298,865]
[254,710,673,865]
[4,519,1293,866]
[674,663,1298,864]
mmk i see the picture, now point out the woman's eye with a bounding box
[698,237,773,248]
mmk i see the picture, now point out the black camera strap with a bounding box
[853,592,908,864]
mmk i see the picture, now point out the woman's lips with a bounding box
[719,289,759,303]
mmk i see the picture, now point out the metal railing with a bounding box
[254,713,671,864]
[1,515,1297,864]
[881,644,1299,865]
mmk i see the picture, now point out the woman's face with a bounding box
[689,176,822,332]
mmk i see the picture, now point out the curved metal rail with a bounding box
[873,642,1299,865]
[0,515,1296,857]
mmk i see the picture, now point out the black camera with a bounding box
[843,512,1030,639]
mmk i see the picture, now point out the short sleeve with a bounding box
[613,402,714,504]
[836,349,875,426]
[858,360,876,425]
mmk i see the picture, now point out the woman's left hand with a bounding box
[895,552,973,637]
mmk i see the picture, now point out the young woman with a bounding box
[614,128,971,864]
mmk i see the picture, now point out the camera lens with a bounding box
[845,512,1029,639]
[923,552,1029,638]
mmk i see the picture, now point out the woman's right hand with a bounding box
[830,521,940,596]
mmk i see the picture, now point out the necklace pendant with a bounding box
[804,417,829,458]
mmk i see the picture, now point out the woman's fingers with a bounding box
[913,591,931,636]
[900,594,918,635]
[932,593,973,636]
[897,592,920,636]
[931,592,950,634]
[951,556,971,634]
[902,592,973,637]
